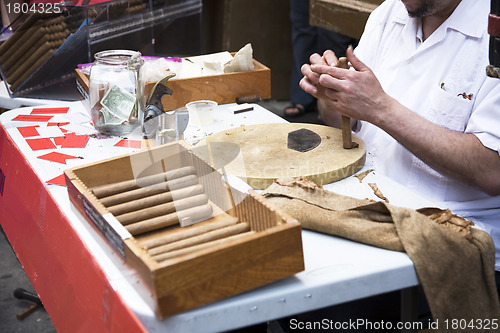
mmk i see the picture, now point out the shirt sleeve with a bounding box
[466,76,500,155]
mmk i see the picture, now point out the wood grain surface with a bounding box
[196,123,365,189]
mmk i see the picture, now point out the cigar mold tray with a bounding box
[64,140,304,318]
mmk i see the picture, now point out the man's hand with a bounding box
[308,46,395,126]
[299,50,338,99]
[299,50,349,128]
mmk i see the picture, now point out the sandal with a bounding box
[283,103,308,118]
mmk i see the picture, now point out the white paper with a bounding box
[49,114,72,123]
[69,111,92,124]
[36,126,65,138]
[103,213,132,240]
[61,123,96,135]
[224,44,254,73]
[186,51,233,66]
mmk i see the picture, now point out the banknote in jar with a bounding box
[100,85,137,124]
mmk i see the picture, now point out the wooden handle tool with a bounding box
[338,57,358,149]
[16,304,41,320]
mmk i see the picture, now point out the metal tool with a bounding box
[14,288,42,305]
[143,73,189,145]
[13,288,43,320]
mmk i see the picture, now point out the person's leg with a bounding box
[495,271,500,300]
[286,0,317,117]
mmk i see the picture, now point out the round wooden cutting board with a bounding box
[195,123,366,190]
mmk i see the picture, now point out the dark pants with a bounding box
[289,0,358,106]
[495,271,500,299]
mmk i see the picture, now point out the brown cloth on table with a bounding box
[263,177,500,332]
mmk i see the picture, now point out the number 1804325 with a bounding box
[5,2,63,15]
[442,319,499,330]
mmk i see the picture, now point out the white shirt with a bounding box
[354,0,500,268]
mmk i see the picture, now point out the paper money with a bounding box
[101,85,136,124]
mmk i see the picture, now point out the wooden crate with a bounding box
[310,0,383,39]
[75,56,271,112]
[64,141,304,318]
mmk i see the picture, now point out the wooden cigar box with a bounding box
[64,140,304,319]
[75,55,271,111]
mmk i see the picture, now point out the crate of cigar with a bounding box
[0,0,203,99]
[64,140,304,318]
[0,13,74,95]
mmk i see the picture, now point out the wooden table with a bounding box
[0,101,429,332]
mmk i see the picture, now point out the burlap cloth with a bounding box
[263,177,500,332]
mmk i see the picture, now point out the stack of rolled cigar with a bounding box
[90,166,215,236]
[0,14,70,92]
[90,165,255,262]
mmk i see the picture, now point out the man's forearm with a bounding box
[376,99,500,196]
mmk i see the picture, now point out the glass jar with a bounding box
[89,50,143,136]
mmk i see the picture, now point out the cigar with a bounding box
[0,13,42,56]
[7,40,52,84]
[4,34,49,77]
[43,14,65,27]
[148,222,250,256]
[1,24,39,65]
[108,183,205,216]
[233,104,254,114]
[125,204,213,235]
[0,22,40,63]
[116,193,209,225]
[91,166,196,198]
[47,20,67,33]
[0,14,63,63]
[141,216,239,249]
[3,25,68,73]
[10,49,55,92]
[1,27,48,71]
[236,94,261,104]
[52,29,70,41]
[152,231,255,262]
[7,35,65,84]
[98,174,199,207]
